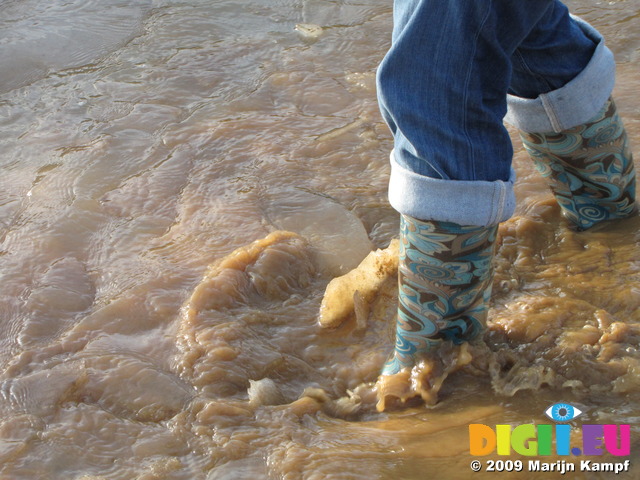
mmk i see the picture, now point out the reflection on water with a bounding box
[0,0,638,478]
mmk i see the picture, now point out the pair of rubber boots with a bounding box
[383,98,637,377]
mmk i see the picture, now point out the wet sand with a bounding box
[0,0,639,478]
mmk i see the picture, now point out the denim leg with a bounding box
[506,13,616,133]
[508,2,596,100]
[378,0,559,225]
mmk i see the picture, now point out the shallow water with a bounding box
[0,0,639,478]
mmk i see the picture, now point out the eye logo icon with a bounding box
[545,403,583,422]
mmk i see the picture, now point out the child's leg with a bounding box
[506,12,636,229]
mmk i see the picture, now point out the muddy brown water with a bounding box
[0,0,639,479]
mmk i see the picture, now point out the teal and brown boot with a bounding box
[381,215,498,377]
[519,98,637,231]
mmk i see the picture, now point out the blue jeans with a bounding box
[377,0,616,226]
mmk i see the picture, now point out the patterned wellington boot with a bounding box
[377,215,498,409]
[519,98,637,231]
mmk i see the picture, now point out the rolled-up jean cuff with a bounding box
[505,15,616,133]
[388,151,516,226]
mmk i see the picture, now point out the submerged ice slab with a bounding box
[264,189,373,276]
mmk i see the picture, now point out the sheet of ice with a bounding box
[263,189,373,276]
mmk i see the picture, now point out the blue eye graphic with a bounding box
[545,403,583,422]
